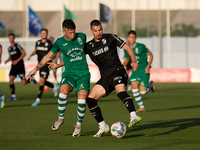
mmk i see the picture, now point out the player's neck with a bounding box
[130,42,136,47]
[10,42,15,47]
[41,38,47,43]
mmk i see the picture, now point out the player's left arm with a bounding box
[145,51,153,74]
[122,43,138,71]
[12,50,26,65]
[25,51,56,80]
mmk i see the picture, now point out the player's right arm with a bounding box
[5,55,11,64]
[28,49,37,60]
[25,51,56,80]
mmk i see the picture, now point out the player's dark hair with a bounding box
[127,30,136,37]
[8,33,15,38]
[90,20,102,29]
[40,28,48,34]
[62,19,76,30]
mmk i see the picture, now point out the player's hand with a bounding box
[47,62,59,69]
[145,66,150,74]
[12,60,18,65]
[131,62,139,71]
[28,55,32,60]
[0,58,1,64]
[25,69,37,81]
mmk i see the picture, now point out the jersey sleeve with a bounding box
[143,44,150,54]
[17,44,24,51]
[111,34,126,48]
[124,49,130,59]
[51,40,60,54]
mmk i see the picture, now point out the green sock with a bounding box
[58,93,68,119]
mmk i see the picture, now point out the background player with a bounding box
[5,33,36,100]
[123,30,155,112]
[0,44,5,108]
[28,29,58,106]
[26,19,90,137]
[84,20,141,137]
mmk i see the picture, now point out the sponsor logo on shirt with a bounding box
[92,46,109,56]
[45,42,48,47]
[70,52,81,57]
[63,43,68,46]
[78,37,83,45]
[102,38,106,44]
[10,51,17,55]
[37,47,48,51]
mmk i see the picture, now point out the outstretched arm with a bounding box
[25,51,56,80]
[122,43,138,71]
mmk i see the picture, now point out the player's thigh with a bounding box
[139,73,150,88]
[131,81,140,89]
[88,84,106,100]
[75,73,90,94]
[60,84,72,95]
[39,65,50,79]
[60,75,75,92]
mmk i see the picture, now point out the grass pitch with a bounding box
[0,82,200,150]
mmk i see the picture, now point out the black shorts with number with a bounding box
[96,67,128,96]
[39,64,50,79]
[9,64,25,79]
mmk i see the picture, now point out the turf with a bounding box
[0,82,200,150]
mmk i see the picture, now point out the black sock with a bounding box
[10,84,15,94]
[117,91,136,112]
[45,81,54,88]
[86,97,104,123]
[37,86,44,99]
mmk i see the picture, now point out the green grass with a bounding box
[0,82,200,150]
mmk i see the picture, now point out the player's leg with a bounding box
[52,84,71,131]
[0,91,5,108]
[131,81,146,112]
[86,84,110,137]
[72,74,90,137]
[7,75,17,100]
[52,75,74,131]
[31,77,46,106]
[114,68,142,128]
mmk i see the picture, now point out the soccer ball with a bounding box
[110,122,127,138]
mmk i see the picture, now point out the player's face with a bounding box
[127,34,136,45]
[40,30,48,39]
[8,35,15,44]
[90,25,103,41]
[63,28,75,40]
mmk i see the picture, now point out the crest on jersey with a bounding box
[45,42,48,47]
[13,46,16,50]
[135,48,139,54]
[102,38,106,44]
[37,42,40,45]
[78,37,83,45]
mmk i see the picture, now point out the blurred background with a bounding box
[0,0,200,83]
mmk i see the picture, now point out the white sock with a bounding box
[130,111,137,118]
[99,120,107,129]
[36,98,40,103]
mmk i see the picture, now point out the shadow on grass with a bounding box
[148,105,200,112]
[127,118,200,137]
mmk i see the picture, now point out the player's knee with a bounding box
[86,97,98,109]
[140,91,147,95]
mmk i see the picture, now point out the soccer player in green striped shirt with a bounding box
[26,19,90,137]
[123,30,155,112]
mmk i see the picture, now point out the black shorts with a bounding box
[39,64,50,79]
[96,67,128,96]
[9,64,25,79]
